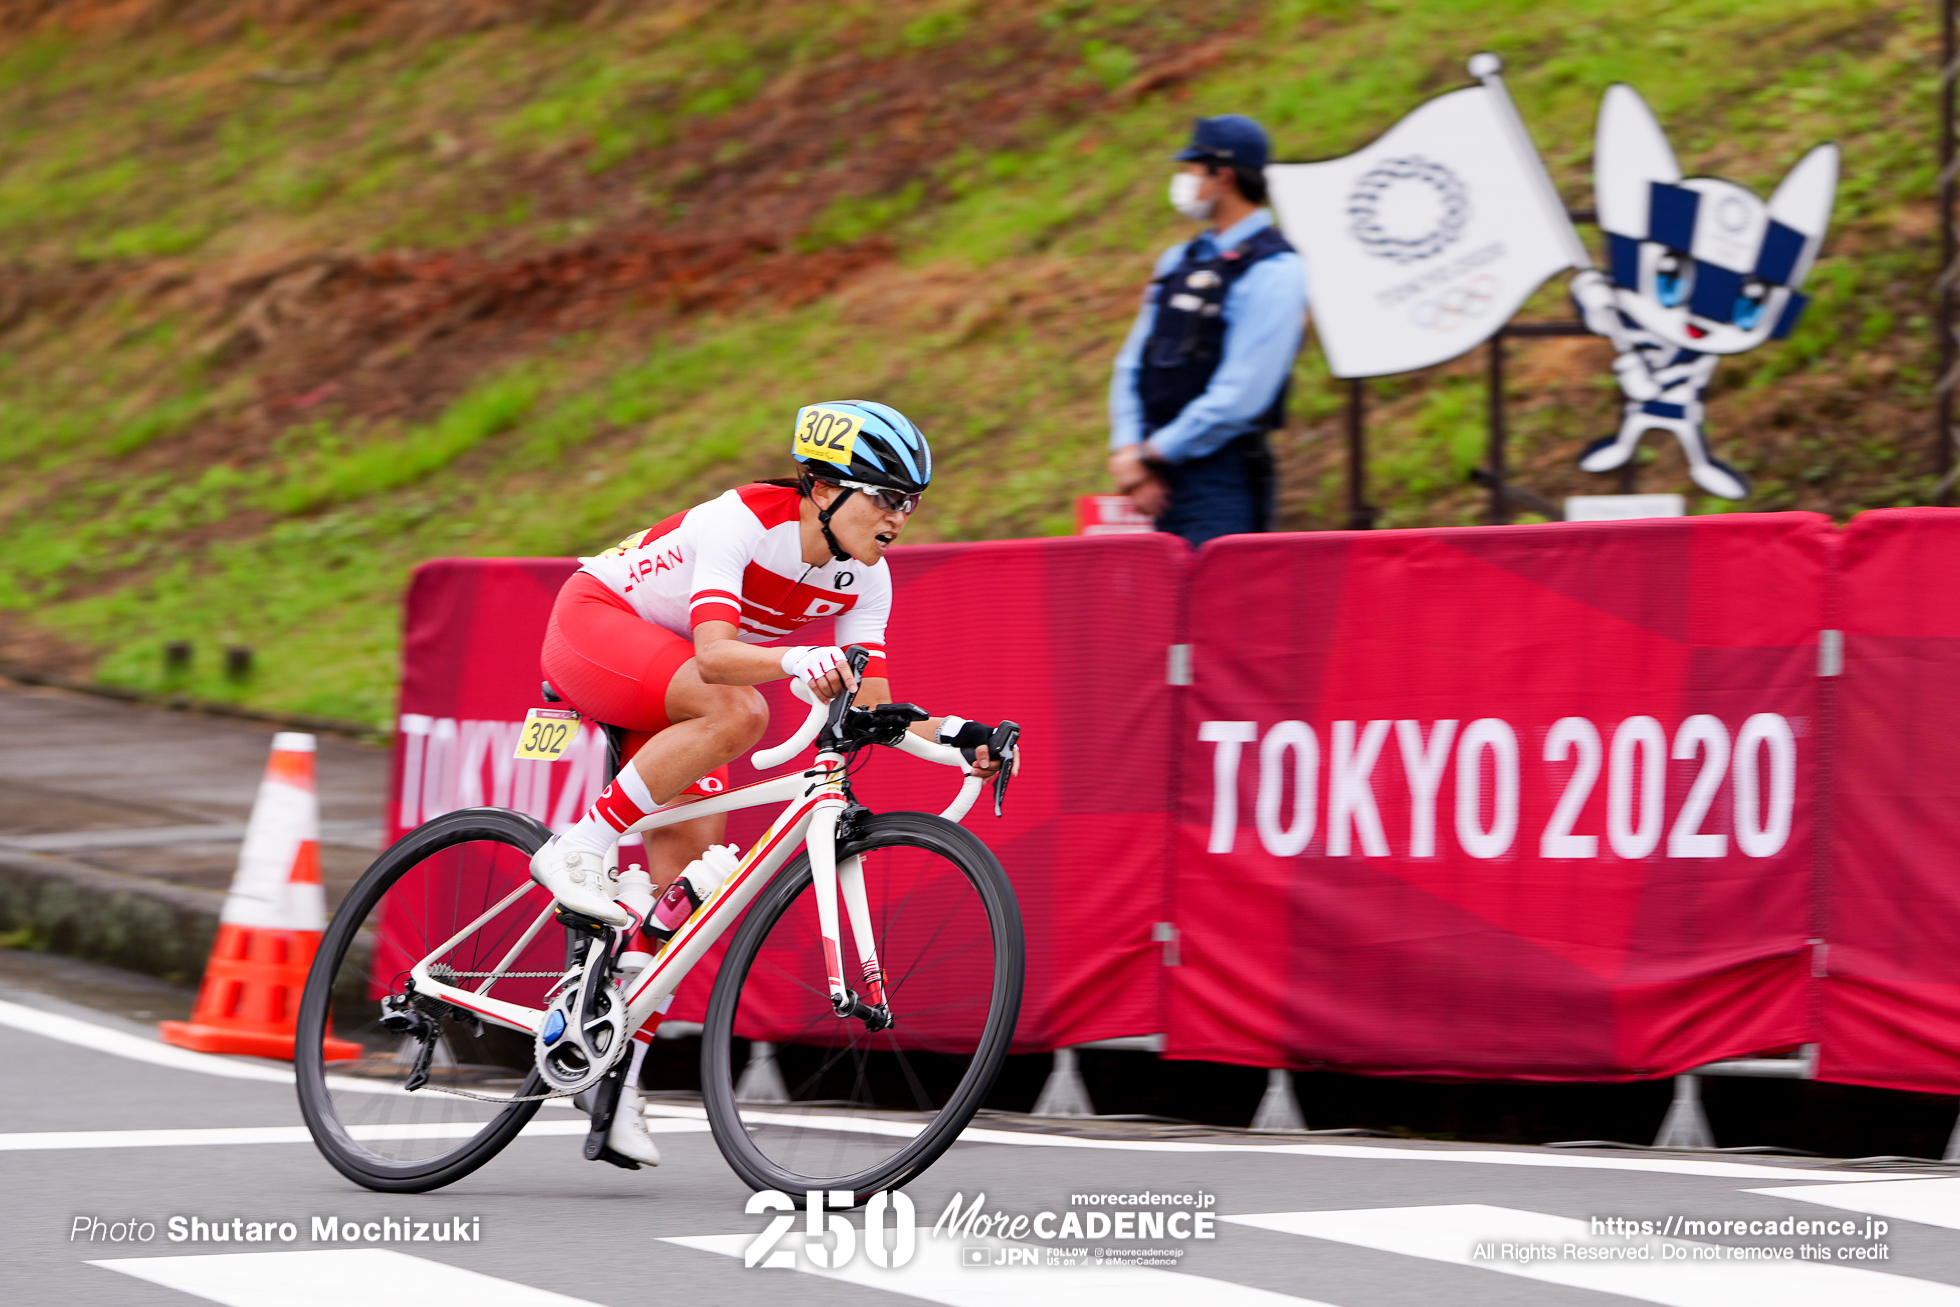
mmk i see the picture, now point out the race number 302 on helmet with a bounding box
[790,400,932,495]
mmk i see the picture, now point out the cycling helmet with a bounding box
[790,400,933,562]
[790,400,932,494]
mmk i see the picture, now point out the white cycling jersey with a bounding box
[577,483,891,677]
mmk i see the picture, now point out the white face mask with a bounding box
[1168,171,1215,222]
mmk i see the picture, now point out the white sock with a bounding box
[559,765,661,858]
[621,992,673,1095]
[556,813,616,859]
[614,765,657,812]
[624,1033,650,1094]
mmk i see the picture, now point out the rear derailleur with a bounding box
[378,982,482,1093]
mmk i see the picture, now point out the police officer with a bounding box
[1108,115,1307,546]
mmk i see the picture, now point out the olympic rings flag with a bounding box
[1268,53,1589,378]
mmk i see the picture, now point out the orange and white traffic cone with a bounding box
[161,732,360,1061]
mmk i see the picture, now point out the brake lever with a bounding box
[817,645,872,749]
[989,721,1019,818]
[858,701,927,746]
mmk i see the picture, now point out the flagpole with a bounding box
[1468,52,1592,273]
[1468,52,1610,519]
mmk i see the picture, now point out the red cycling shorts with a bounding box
[540,571,731,796]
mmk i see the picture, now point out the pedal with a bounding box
[587,1144,642,1171]
[581,1061,628,1163]
[553,905,615,935]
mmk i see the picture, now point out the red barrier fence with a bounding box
[389,536,1183,1052]
[1169,515,1829,1080]
[387,509,1960,1093]
[1822,509,1960,1093]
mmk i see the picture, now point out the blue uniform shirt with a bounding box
[1108,209,1309,464]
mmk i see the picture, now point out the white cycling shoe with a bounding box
[606,1086,661,1166]
[529,837,628,926]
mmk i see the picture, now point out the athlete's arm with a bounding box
[853,676,1008,779]
[692,621,860,702]
[694,632,1006,777]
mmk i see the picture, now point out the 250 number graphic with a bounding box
[745,1190,918,1269]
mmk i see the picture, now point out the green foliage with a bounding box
[110,390,211,456]
[799,181,926,250]
[276,370,544,514]
[1079,40,1139,90]
[0,0,1943,722]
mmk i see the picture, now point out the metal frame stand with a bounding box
[1249,1067,1308,1132]
[1653,1074,1716,1148]
[1031,1047,1096,1117]
[734,1040,790,1103]
[1650,1044,1818,1149]
[1487,334,1509,523]
[1346,379,1377,530]
[1938,0,1959,503]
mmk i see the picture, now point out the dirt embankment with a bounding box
[0,0,608,41]
[1,1,1254,456]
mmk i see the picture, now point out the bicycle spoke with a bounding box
[885,1035,936,1114]
[709,815,1019,1196]
[301,818,560,1191]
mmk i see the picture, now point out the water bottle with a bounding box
[613,866,658,978]
[645,844,738,945]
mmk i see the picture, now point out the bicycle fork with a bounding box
[805,798,892,1031]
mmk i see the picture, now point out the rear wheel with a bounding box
[700,811,1023,1203]
[296,808,572,1193]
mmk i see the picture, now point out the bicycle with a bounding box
[294,646,1023,1203]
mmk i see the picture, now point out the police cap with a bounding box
[1173,115,1271,172]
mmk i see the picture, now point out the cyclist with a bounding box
[528,399,1009,1165]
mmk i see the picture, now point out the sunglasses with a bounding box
[835,479,923,515]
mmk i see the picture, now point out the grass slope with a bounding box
[0,0,1938,725]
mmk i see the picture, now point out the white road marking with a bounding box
[663,1228,1332,1305]
[0,996,296,1085]
[1225,1204,1960,1305]
[0,1117,708,1151]
[0,818,380,852]
[638,1103,1889,1183]
[92,1248,601,1306]
[0,997,1911,1185]
[1748,1176,1960,1232]
[0,995,575,1103]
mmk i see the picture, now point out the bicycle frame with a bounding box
[404,720,983,1055]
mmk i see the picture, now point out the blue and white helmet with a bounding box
[790,400,932,494]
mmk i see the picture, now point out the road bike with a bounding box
[294,648,1022,1202]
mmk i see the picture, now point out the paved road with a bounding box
[11,686,1960,1304]
[8,955,1960,1307]
[0,680,388,906]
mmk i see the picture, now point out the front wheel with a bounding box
[701,811,1023,1203]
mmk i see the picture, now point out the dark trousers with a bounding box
[1153,432,1273,548]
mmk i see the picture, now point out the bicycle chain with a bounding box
[412,1081,586,1105]
[397,961,626,1106]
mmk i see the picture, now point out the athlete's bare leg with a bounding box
[639,807,724,891]
[625,658,768,889]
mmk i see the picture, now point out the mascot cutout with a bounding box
[1571,84,1837,500]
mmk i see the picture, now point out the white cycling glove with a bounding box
[780,645,849,684]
